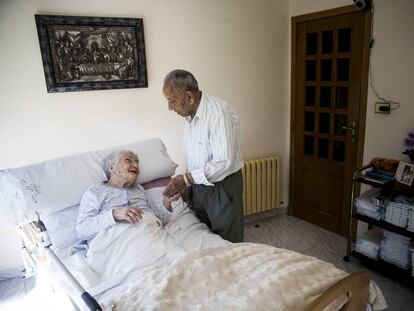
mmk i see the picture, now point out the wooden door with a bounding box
[290,7,371,236]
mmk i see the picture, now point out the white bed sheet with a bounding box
[40,193,385,311]
[48,198,229,310]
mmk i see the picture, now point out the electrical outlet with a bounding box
[375,102,391,114]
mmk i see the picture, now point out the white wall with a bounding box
[290,0,414,235]
[289,0,350,16]
[361,0,414,162]
[0,0,289,269]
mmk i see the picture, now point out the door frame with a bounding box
[289,5,372,237]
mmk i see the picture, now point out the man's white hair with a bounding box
[164,69,199,92]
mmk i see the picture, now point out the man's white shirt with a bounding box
[183,93,243,186]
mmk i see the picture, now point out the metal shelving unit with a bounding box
[343,164,414,287]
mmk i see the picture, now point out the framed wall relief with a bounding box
[35,15,148,93]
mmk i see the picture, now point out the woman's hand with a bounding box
[112,205,143,224]
[163,193,181,211]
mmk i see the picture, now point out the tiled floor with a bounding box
[1,213,413,310]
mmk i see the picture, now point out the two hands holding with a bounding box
[112,173,193,224]
[112,193,180,224]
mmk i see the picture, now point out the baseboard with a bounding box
[0,266,25,281]
[244,207,288,224]
[276,207,288,215]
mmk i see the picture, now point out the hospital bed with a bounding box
[0,138,386,311]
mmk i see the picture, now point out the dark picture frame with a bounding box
[35,14,148,93]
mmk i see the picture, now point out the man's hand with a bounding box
[112,205,143,224]
[163,193,181,210]
[163,175,187,197]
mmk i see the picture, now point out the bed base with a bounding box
[305,271,370,311]
[21,219,369,311]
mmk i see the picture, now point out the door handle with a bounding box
[342,121,356,144]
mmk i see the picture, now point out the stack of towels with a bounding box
[355,189,386,220]
[412,249,414,276]
[384,195,413,228]
[407,206,414,232]
[380,230,413,269]
[355,228,383,260]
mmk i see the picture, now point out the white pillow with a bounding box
[0,138,177,225]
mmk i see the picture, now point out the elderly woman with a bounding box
[76,150,179,242]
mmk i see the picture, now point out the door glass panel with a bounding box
[320,59,332,81]
[305,111,315,132]
[304,136,314,155]
[305,86,316,107]
[338,28,351,52]
[320,86,331,108]
[337,58,349,81]
[306,32,317,55]
[322,30,333,54]
[333,141,345,162]
[306,60,317,81]
[336,87,348,108]
[318,138,329,159]
[319,113,330,134]
[334,114,347,136]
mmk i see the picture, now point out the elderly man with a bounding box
[76,150,179,242]
[163,69,244,242]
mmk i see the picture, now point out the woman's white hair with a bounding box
[103,150,138,180]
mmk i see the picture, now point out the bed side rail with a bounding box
[19,217,102,311]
